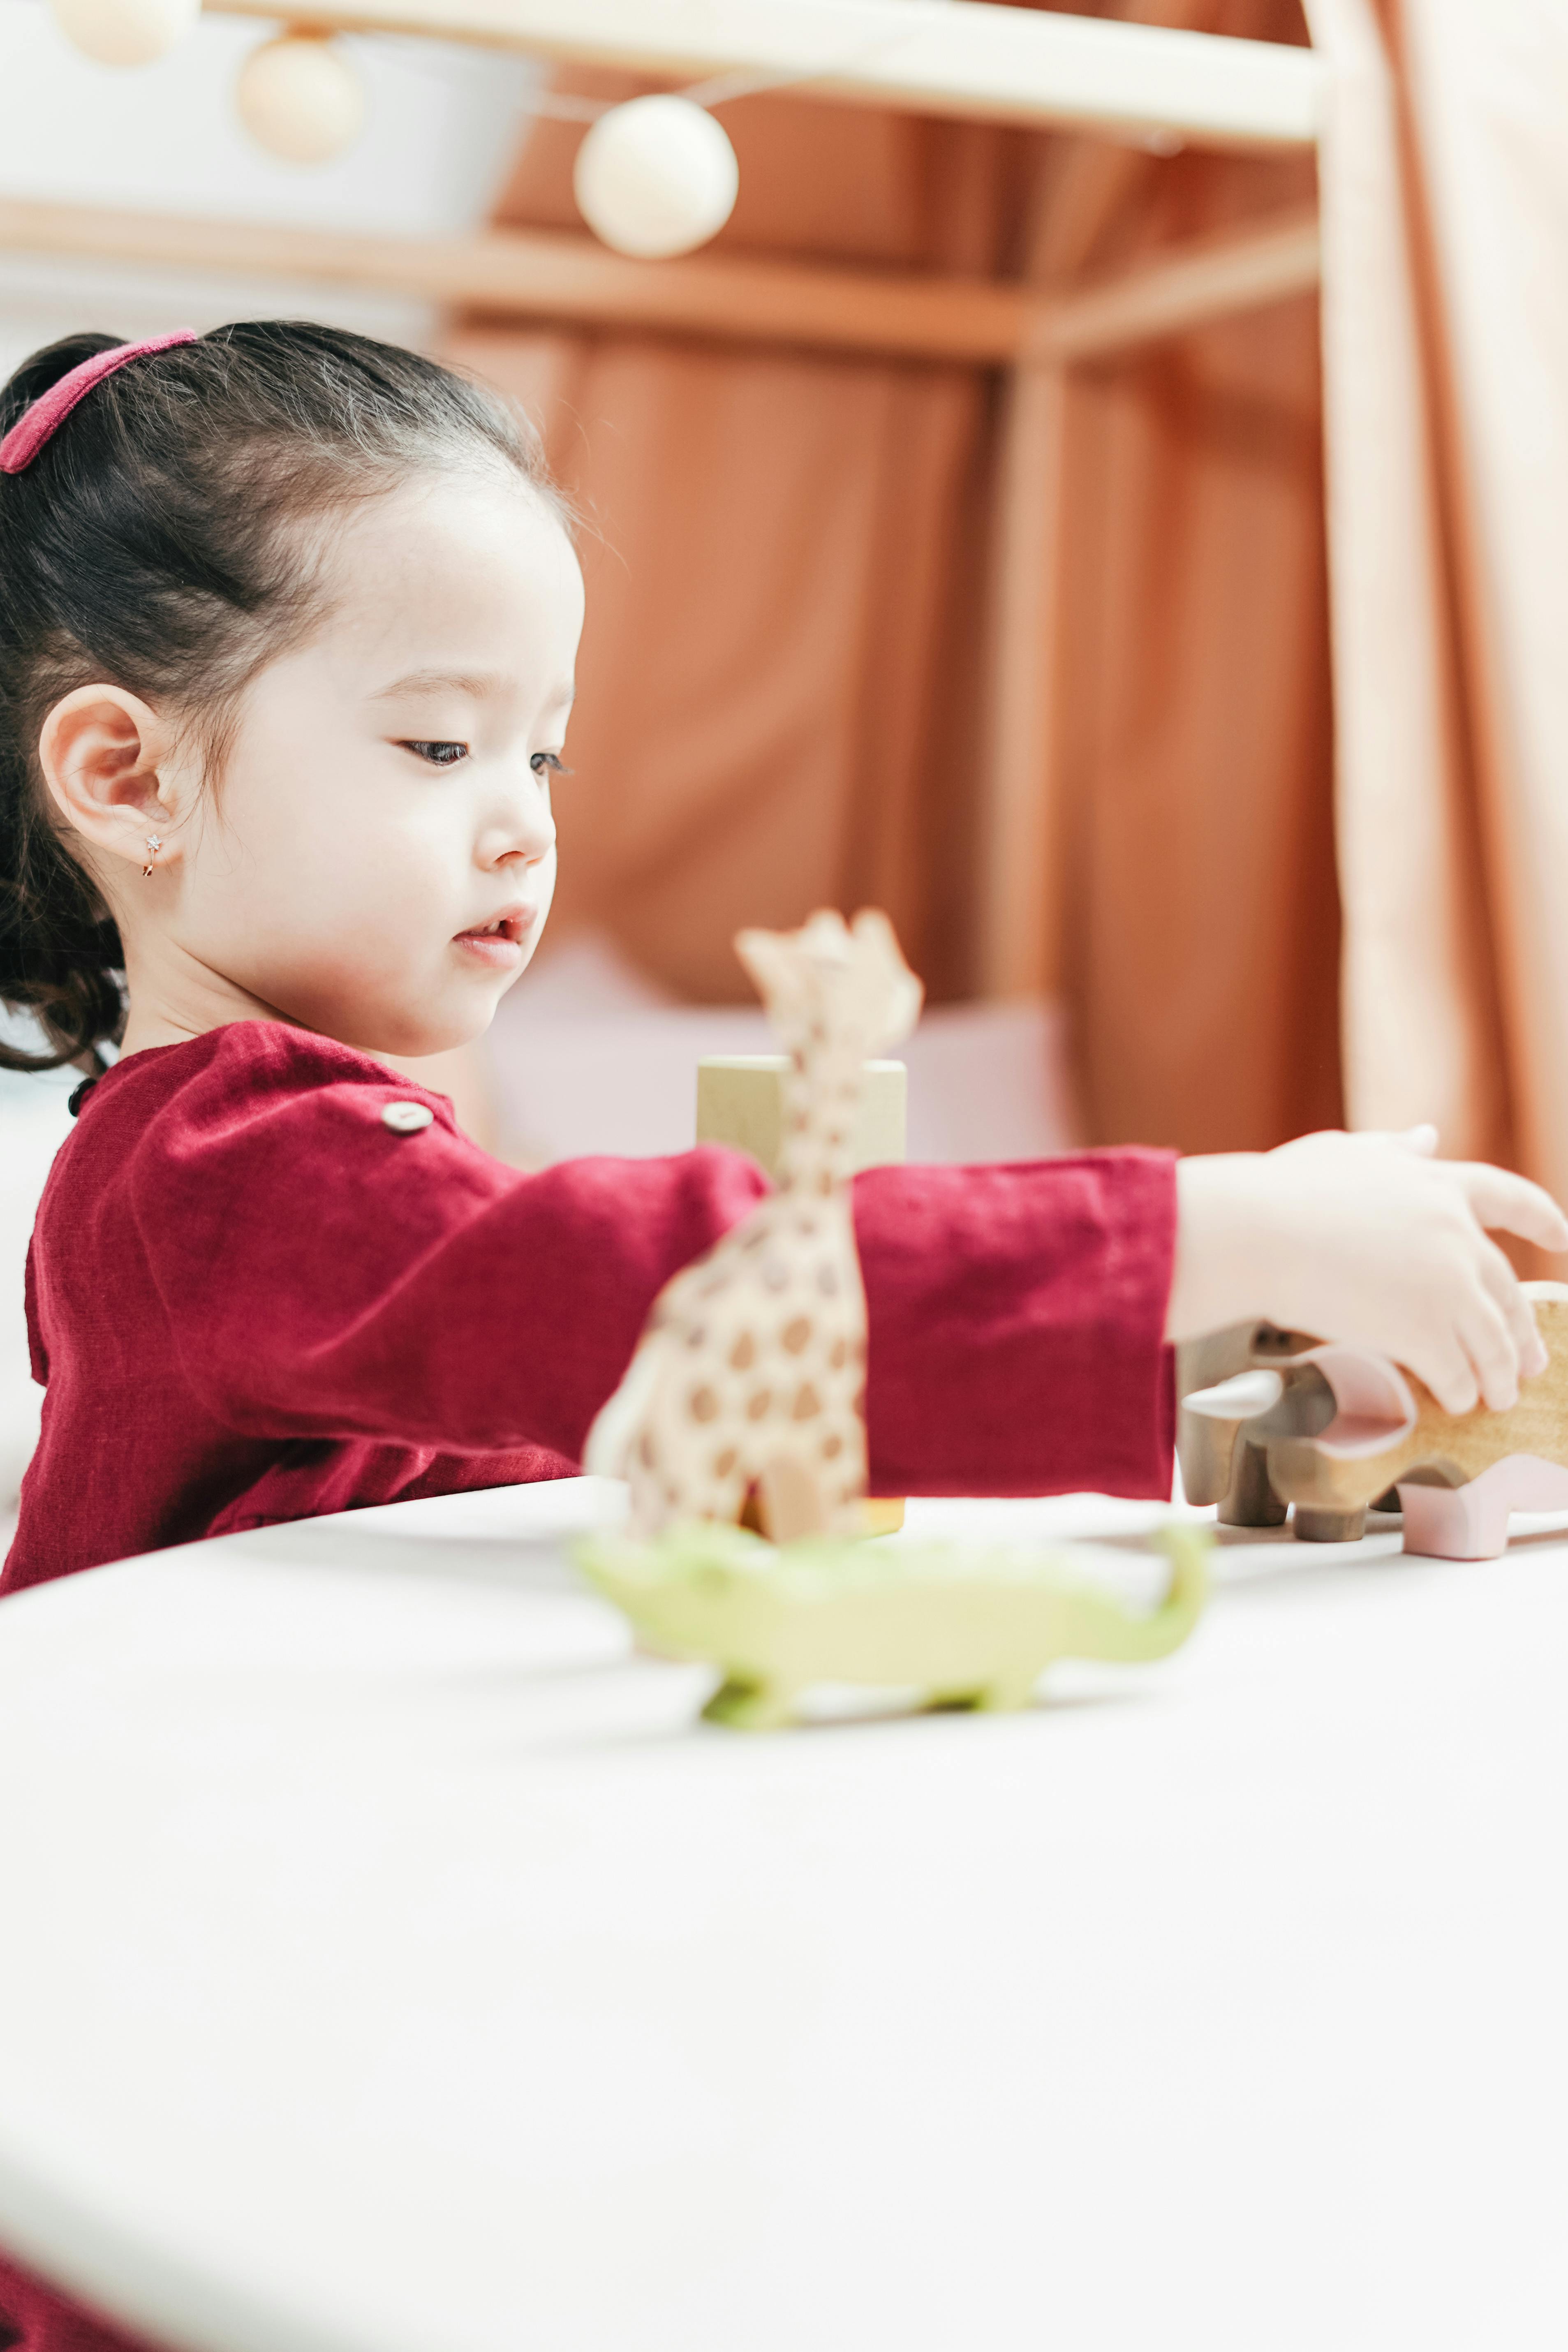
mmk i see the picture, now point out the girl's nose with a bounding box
[482,775,556,869]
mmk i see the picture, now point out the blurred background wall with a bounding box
[0,0,1341,1523]
[0,0,1338,1168]
[7,0,1568,1519]
[451,0,1340,1161]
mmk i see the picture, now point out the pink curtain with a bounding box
[1309,0,1568,1239]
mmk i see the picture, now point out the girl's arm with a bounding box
[130,1057,1178,1501]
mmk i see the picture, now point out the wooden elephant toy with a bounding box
[1180,1283,1568,1560]
[1175,1321,1386,1541]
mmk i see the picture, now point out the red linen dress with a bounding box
[4,1020,1177,1596]
[0,1016,1177,2349]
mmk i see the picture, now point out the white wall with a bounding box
[0,0,539,236]
[0,0,543,361]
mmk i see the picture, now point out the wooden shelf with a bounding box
[204,0,1324,151]
[0,199,1319,367]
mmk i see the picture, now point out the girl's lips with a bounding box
[453,907,536,967]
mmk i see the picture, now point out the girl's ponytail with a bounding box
[0,335,129,1072]
[0,321,567,1073]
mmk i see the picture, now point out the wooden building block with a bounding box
[696,1054,907,1180]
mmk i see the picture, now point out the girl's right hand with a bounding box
[1167,1127,1568,1416]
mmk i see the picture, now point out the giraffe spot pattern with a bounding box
[623,923,892,1522]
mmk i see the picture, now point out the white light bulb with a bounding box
[574,96,740,261]
[236,32,366,167]
[51,0,199,68]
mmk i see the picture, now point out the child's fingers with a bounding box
[1351,1124,1439,1156]
[1459,1165,1568,1251]
[1456,1282,1522,1413]
[1475,1236,1549,1377]
[1408,1332,1480,1418]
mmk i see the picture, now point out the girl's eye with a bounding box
[401,741,468,767]
[532,751,572,777]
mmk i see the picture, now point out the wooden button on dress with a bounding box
[381,1101,435,1133]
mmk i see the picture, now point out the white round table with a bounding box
[1,1480,1566,2352]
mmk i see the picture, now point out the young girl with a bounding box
[0,320,1564,1612]
[0,320,1564,2352]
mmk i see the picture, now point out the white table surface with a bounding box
[1,1479,1567,2352]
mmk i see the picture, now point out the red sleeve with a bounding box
[132,1054,1175,1499]
[853,1152,1177,1501]
[131,1067,766,1462]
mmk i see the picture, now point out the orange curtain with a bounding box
[1308,0,1568,1240]
[448,90,1025,1008]
[447,2,1339,1150]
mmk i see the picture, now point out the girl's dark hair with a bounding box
[0,320,567,1071]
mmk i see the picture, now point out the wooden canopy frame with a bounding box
[0,0,1325,1000]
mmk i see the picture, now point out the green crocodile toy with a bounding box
[574,1519,1209,1729]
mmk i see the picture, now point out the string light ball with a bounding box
[574,95,740,260]
[51,0,199,68]
[237,31,366,166]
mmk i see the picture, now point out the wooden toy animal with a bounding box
[583,908,923,1543]
[1176,1321,1385,1541]
[576,1519,1210,1729]
[1182,1283,1568,1559]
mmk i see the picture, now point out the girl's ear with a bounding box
[37,684,183,874]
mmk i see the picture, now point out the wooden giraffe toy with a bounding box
[583,907,923,1542]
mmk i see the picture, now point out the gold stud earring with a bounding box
[142,834,161,879]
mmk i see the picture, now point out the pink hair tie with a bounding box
[0,329,199,474]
